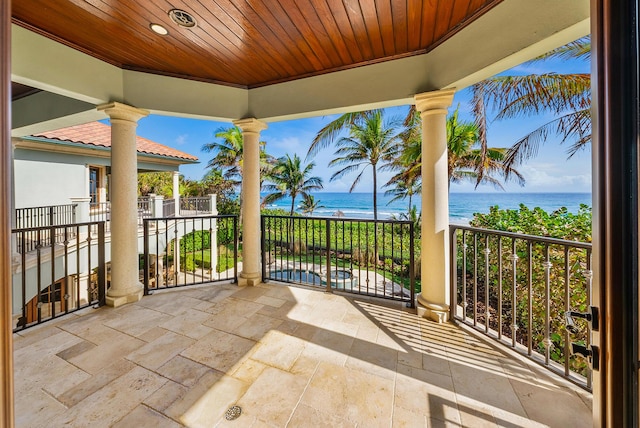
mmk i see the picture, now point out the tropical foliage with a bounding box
[308,109,400,220]
[201,126,275,189]
[300,194,324,215]
[460,204,592,375]
[262,154,323,215]
[472,36,591,170]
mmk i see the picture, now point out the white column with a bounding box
[172,170,180,216]
[414,89,455,323]
[97,102,149,307]
[233,118,267,286]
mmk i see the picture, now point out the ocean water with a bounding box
[262,192,592,222]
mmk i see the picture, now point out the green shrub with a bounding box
[456,204,592,376]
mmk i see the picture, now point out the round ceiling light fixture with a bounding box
[169,9,197,28]
[150,23,169,35]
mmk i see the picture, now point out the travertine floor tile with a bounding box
[301,361,394,426]
[49,366,167,427]
[250,331,305,371]
[67,333,145,374]
[126,330,195,370]
[180,328,256,372]
[235,367,309,426]
[13,282,592,428]
[112,405,182,428]
[157,355,213,387]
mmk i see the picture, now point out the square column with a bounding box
[414,89,455,323]
[97,102,149,307]
[233,118,267,286]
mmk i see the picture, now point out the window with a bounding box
[89,167,100,204]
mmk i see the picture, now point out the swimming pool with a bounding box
[268,267,358,289]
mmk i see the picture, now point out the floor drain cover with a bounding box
[225,405,242,421]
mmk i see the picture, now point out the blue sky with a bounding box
[132,47,591,194]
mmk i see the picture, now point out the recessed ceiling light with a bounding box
[169,9,197,28]
[150,23,168,35]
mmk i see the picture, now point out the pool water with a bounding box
[270,269,323,285]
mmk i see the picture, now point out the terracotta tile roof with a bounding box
[31,122,199,162]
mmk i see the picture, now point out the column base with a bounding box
[106,284,143,308]
[238,271,261,286]
[416,293,449,323]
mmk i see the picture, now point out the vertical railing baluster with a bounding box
[20,231,26,329]
[484,234,490,333]
[510,238,518,348]
[233,216,238,283]
[36,229,42,324]
[543,244,552,366]
[497,236,502,339]
[97,222,106,306]
[473,233,478,327]
[63,227,69,312]
[50,224,56,320]
[76,225,81,305]
[462,230,467,322]
[143,220,150,295]
[564,245,571,376]
[585,248,593,389]
[450,227,458,320]
[409,221,415,308]
[261,216,266,282]
[527,240,533,356]
[325,218,331,293]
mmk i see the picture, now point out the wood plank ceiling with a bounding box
[12,0,502,89]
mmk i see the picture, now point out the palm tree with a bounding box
[309,110,399,221]
[472,37,591,170]
[262,154,323,216]
[201,126,276,190]
[300,194,324,215]
[388,107,524,192]
[447,107,525,189]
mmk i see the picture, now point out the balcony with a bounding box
[13,280,591,427]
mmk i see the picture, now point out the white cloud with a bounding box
[175,134,188,145]
[519,164,591,191]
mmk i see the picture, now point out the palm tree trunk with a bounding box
[290,196,295,216]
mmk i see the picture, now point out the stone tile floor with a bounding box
[13,282,592,427]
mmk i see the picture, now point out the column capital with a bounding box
[414,88,456,115]
[233,118,268,134]
[98,102,149,123]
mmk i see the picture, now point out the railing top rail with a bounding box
[262,214,413,225]
[145,214,237,222]
[450,224,592,249]
[11,220,106,233]
[15,203,77,210]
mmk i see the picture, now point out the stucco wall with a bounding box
[14,158,86,208]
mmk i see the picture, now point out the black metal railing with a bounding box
[142,215,238,293]
[11,221,107,332]
[163,199,176,217]
[179,197,210,216]
[15,204,77,228]
[261,215,416,305]
[15,204,78,252]
[450,225,592,389]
